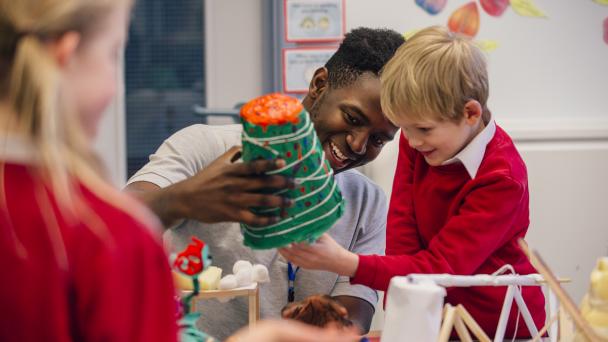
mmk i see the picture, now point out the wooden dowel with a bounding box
[456,304,491,342]
[529,314,558,342]
[454,314,473,342]
[438,304,456,342]
[518,239,602,342]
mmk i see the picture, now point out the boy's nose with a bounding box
[408,136,423,149]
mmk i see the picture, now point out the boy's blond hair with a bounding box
[381,26,490,124]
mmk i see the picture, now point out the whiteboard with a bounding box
[345,0,608,123]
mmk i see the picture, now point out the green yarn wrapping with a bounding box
[240,108,345,249]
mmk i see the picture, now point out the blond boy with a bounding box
[280,26,546,338]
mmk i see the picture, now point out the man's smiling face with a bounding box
[305,71,398,174]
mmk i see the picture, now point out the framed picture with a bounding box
[282,47,337,93]
[284,0,345,43]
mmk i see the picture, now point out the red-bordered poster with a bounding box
[282,46,338,93]
[284,0,345,43]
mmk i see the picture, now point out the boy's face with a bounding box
[304,71,398,174]
[395,109,483,166]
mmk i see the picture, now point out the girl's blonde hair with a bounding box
[0,0,157,267]
[380,26,490,124]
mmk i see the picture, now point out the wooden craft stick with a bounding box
[537,278,572,284]
[529,314,558,342]
[456,304,491,342]
[454,314,473,342]
[438,304,457,342]
[518,239,602,342]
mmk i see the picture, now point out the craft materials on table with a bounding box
[172,241,271,339]
[381,267,569,342]
[519,240,604,342]
[381,277,446,342]
[216,260,270,303]
[579,257,608,340]
[171,237,215,342]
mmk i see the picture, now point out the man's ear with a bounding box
[307,67,329,101]
[463,100,482,126]
[47,31,81,68]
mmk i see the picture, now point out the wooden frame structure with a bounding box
[405,273,567,341]
[185,283,260,327]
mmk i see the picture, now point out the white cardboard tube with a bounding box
[381,277,446,342]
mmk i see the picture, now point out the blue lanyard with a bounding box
[287,262,300,303]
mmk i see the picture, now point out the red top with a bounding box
[0,163,177,342]
[352,126,545,337]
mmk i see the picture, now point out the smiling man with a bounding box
[125,27,403,340]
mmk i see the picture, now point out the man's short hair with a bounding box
[381,26,489,124]
[325,27,405,89]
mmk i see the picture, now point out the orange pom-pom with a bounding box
[240,93,303,127]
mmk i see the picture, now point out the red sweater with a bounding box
[352,126,545,338]
[0,163,177,342]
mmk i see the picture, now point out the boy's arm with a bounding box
[386,134,423,255]
[354,175,527,292]
[329,181,388,333]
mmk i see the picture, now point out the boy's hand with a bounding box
[278,234,359,277]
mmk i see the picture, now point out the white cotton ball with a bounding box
[217,296,234,303]
[219,274,237,290]
[235,268,253,287]
[233,260,253,275]
[217,275,237,303]
[251,264,270,283]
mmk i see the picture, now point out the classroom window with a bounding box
[125,0,205,177]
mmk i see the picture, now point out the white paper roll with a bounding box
[381,277,446,342]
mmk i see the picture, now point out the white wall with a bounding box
[204,0,266,108]
[345,0,608,121]
[94,58,126,186]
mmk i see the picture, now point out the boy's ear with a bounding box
[307,67,329,101]
[48,31,81,68]
[463,100,482,126]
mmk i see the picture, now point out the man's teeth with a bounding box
[331,142,348,162]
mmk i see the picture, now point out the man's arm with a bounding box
[125,180,182,228]
[333,295,374,333]
[125,146,294,228]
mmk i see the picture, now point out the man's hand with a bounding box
[126,146,294,227]
[278,234,359,277]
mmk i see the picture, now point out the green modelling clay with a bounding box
[240,94,345,249]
